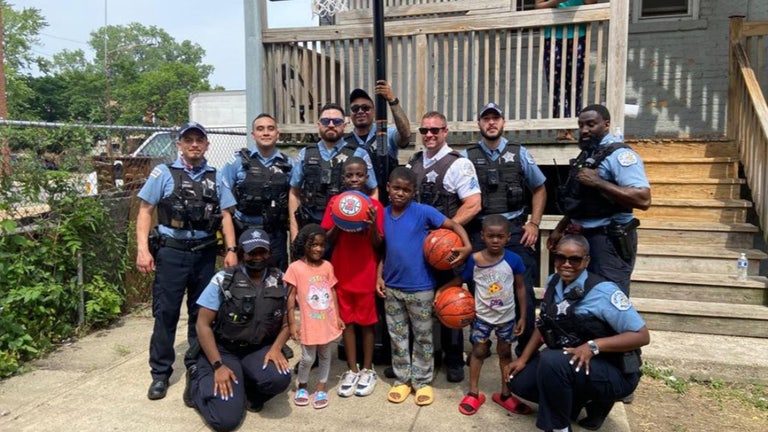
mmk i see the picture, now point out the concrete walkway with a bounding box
[0,311,632,432]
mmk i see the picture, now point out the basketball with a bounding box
[434,286,475,329]
[331,190,372,232]
[423,228,463,270]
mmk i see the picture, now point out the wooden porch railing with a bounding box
[261,0,628,143]
[729,17,768,243]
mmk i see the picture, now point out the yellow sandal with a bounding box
[414,385,434,406]
[387,384,412,403]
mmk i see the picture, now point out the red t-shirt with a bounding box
[321,195,385,294]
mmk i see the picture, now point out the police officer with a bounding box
[505,234,649,431]
[219,113,293,271]
[407,110,481,383]
[548,104,651,295]
[288,102,378,241]
[187,229,292,431]
[345,81,411,203]
[462,102,546,357]
[136,121,233,400]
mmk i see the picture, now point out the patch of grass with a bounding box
[113,344,131,357]
[641,362,689,394]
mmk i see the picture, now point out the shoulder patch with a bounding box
[460,162,474,177]
[616,150,638,167]
[610,290,632,311]
[149,167,163,178]
[525,152,536,164]
[211,272,225,287]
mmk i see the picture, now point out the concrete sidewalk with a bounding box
[0,311,631,432]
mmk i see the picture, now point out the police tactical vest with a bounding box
[557,142,633,219]
[235,149,292,229]
[408,150,462,218]
[157,165,221,233]
[344,132,398,181]
[215,267,285,347]
[466,144,525,215]
[301,143,357,212]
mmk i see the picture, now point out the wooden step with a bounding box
[637,198,750,222]
[631,140,737,159]
[649,178,743,200]
[634,245,766,275]
[631,270,768,305]
[637,220,756,248]
[643,157,738,180]
[633,298,768,338]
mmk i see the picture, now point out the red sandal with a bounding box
[458,392,486,416]
[492,392,532,415]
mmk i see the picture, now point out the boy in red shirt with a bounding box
[321,156,385,397]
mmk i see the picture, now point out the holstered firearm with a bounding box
[148,227,161,258]
[607,218,640,262]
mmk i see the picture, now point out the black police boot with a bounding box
[183,365,198,408]
[147,378,169,400]
[577,400,615,431]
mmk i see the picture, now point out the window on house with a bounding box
[635,0,699,21]
[516,0,536,12]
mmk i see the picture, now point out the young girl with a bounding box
[284,224,344,409]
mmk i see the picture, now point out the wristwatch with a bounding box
[226,246,238,253]
[212,360,223,370]
[388,97,399,106]
[587,340,600,356]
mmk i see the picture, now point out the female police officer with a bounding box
[504,234,649,432]
[186,228,292,432]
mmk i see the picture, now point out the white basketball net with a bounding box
[312,0,346,18]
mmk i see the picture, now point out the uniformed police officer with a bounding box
[187,228,292,432]
[288,102,378,241]
[462,102,546,357]
[407,110,482,383]
[219,113,293,271]
[345,81,411,203]
[506,234,649,431]
[136,121,234,400]
[548,104,651,295]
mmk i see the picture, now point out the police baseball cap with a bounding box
[239,228,271,253]
[178,121,208,138]
[478,102,504,119]
[350,88,373,103]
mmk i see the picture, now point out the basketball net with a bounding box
[312,0,346,18]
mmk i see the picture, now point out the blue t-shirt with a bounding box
[347,124,401,161]
[137,158,217,240]
[544,0,588,40]
[545,271,646,333]
[383,202,446,291]
[461,250,526,325]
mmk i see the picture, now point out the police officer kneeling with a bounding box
[505,234,649,432]
[187,228,292,432]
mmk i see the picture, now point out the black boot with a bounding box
[577,400,614,431]
[183,365,198,408]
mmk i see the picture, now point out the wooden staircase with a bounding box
[631,139,768,338]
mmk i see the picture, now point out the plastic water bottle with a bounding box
[736,253,749,281]
[614,126,624,142]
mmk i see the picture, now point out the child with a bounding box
[284,224,344,409]
[438,214,529,416]
[320,157,385,397]
[378,167,472,406]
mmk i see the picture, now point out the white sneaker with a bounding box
[354,368,378,397]
[338,370,360,397]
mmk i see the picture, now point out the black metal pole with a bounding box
[373,0,388,202]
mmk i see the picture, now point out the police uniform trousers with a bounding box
[149,243,217,381]
[468,218,537,357]
[582,229,637,297]
[507,349,640,431]
[234,220,289,272]
[190,344,292,432]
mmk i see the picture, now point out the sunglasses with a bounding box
[350,105,373,114]
[319,117,345,127]
[418,127,446,135]
[553,253,585,266]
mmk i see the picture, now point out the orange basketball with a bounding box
[423,228,463,270]
[434,286,475,329]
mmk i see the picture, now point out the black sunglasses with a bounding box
[553,253,586,266]
[319,117,345,127]
[350,105,373,114]
[418,127,446,135]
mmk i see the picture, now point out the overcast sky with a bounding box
[12,0,318,90]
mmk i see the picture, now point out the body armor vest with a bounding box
[344,133,398,188]
[215,267,285,347]
[157,166,221,233]
[235,149,292,229]
[466,144,525,215]
[557,142,633,219]
[408,150,462,218]
[300,143,357,212]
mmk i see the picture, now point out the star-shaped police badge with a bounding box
[425,170,439,183]
[501,151,516,163]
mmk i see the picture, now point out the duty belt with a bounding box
[161,236,217,251]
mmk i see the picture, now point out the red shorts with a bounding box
[337,288,378,326]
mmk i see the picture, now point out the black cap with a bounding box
[478,102,504,120]
[178,121,208,138]
[239,228,271,253]
[349,88,373,103]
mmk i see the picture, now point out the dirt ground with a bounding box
[625,376,768,432]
